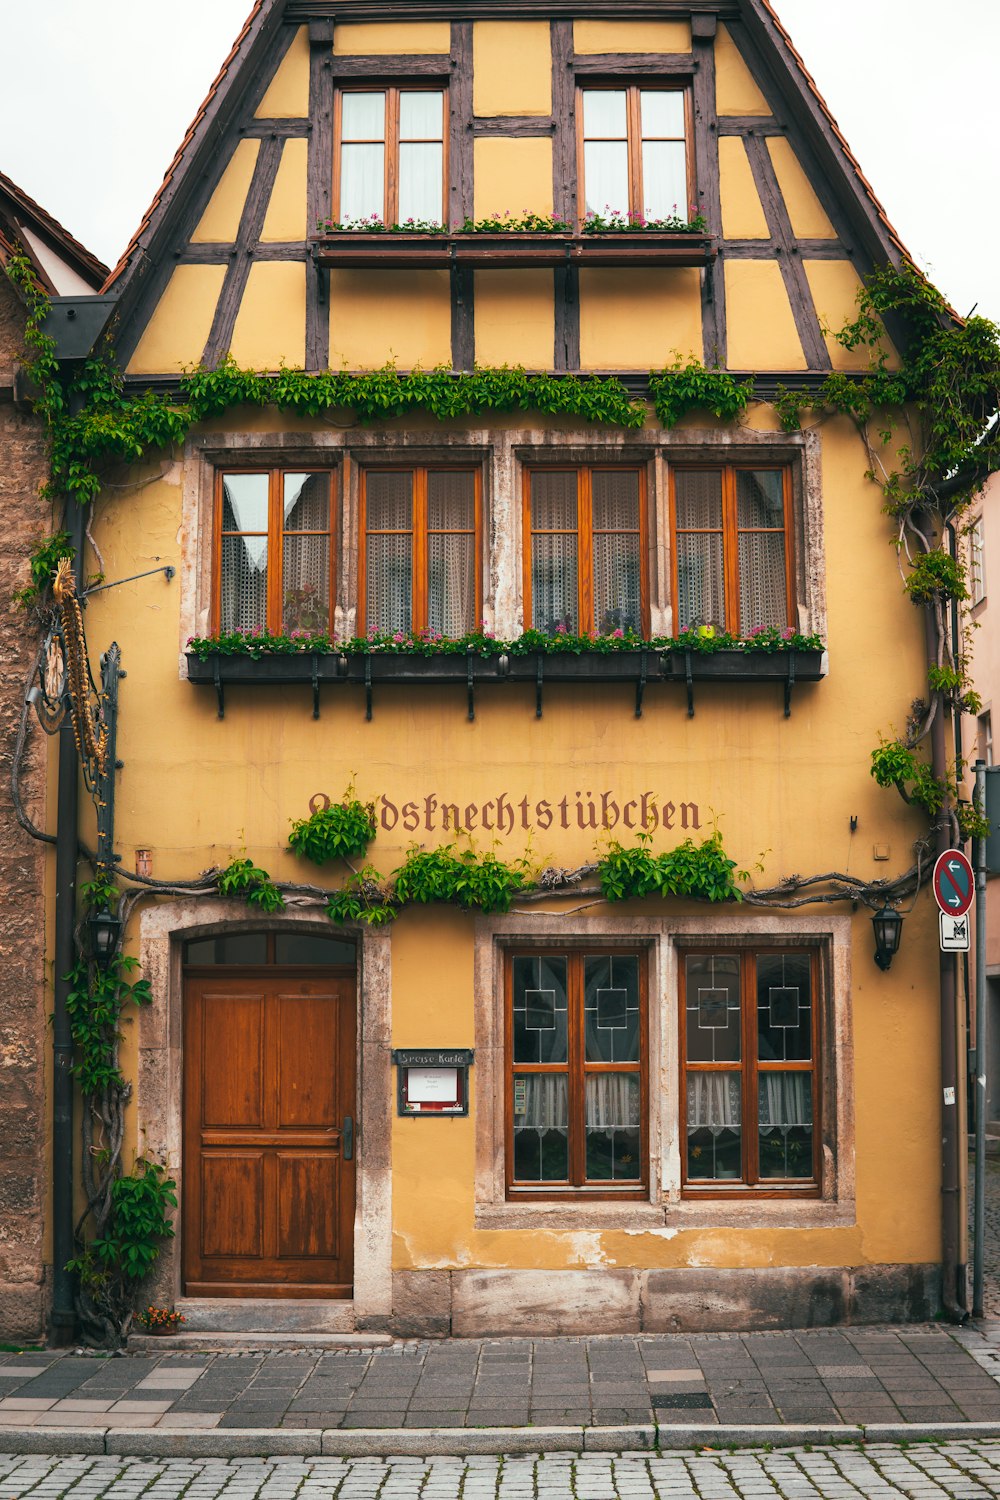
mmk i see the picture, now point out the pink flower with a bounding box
[186,636,194,645]
[612,628,624,639]
[782,627,795,640]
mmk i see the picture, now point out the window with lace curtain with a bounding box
[681,948,820,1196]
[523,467,647,635]
[506,950,648,1197]
[670,466,794,635]
[334,88,446,225]
[215,470,335,635]
[360,468,481,637]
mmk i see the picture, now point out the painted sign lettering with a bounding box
[310,791,700,836]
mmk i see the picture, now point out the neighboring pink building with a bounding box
[964,473,1000,1123]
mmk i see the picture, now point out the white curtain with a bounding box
[687,1073,741,1130]
[585,1075,640,1130]
[758,1073,812,1128]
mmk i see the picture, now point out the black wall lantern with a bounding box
[872,901,903,971]
[88,906,122,969]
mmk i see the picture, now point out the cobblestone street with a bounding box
[4,1444,1000,1499]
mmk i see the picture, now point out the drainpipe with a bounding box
[50,496,86,1346]
[926,599,969,1321]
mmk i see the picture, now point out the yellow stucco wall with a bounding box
[191,139,259,244]
[474,138,554,220]
[725,260,806,370]
[719,137,770,239]
[579,268,702,369]
[573,20,691,53]
[474,269,554,367]
[84,405,941,1278]
[329,270,452,368]
[768,138,837,240]
[255,26,311,118]
[333,22,450,54]
[126,265,225,374]
[473,22,552,116]
[260,139,308,242]
[229,261,307,369]
[715,24,772,116]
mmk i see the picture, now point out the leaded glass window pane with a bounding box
[685,954,741,1063]
[738,531,787,634]
[585,1074,641,1180]
[221,535,267,633]
[592,470,641,634]
[512,1074,569,1181]
[512,955,568,1064]
[686,1073,742,1180]
[284,474,329,531]
[584,955,640,1062]
[756,953,811,1061]
[758,1075,813,1179]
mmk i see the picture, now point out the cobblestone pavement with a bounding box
[5,1327,1000,1432]
[5,1443,1000,1498]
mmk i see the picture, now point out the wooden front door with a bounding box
[183,975,356,1297]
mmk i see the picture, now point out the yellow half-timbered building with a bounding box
[17,0,972,1340]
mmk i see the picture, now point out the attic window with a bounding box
[579,86,692,225]
[335,88,446,227]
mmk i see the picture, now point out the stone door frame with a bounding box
[136,899,393,1328]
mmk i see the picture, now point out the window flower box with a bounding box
[187,643,825,722]
[310,231,716,272]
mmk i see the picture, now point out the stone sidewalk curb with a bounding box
[4,1420,1000,1458]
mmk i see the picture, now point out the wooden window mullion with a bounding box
[783,466,795,629]
[627,87,642,218]
[578,468,593,634]
[386,89,399,224]
[268,470,282,633]
[722,467,740,634]
[743,951,757,1186]
[568,955,584,1187]
[413,468,427,634]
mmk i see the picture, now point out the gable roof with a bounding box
[104,0,920,352]
[0,170,108,294]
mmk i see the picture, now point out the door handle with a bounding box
[343,1116,354,1161]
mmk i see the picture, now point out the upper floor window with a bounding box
[335,88,446,226]
[970,515,986,607]
[579,87,690,223]
[670,465,793,635]
[681,948,820,1195]
[360,467,480,637]
[524,467,647,635]
[216,470,334,636]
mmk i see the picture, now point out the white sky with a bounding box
[1,0,996,320]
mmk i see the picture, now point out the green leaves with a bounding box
[66,950,152,1099]
[288,791,377,866]
[217,856,286,912]
[598,831,744,904]
[86,1159,177,1286]
[391,843,532,914]
[649,360,752,428]
[904,548,968,604]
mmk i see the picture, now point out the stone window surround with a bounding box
[473,909,855,1231]
[135,899,393,1325]
[178,425,825,660]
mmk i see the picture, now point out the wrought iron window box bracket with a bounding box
[187,647,825,721]
[311,230,716,273]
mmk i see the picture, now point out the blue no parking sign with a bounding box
[932,849,974,918]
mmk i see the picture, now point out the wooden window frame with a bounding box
[213,467,337,636]
[522,465,649,636]
[679,946,821,1200]
[970,514,986,607]
[669,463,795,635]
[504,947,649,1202]
[358,465,482,637]
[576,82,694,226]
[333,83,449,226]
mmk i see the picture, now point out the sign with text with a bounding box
[310,790,701,837]
[932,849,974,918]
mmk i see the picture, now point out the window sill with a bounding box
[185,647,826,720]
[475,1198,855,1232]
[311,230,716,270]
